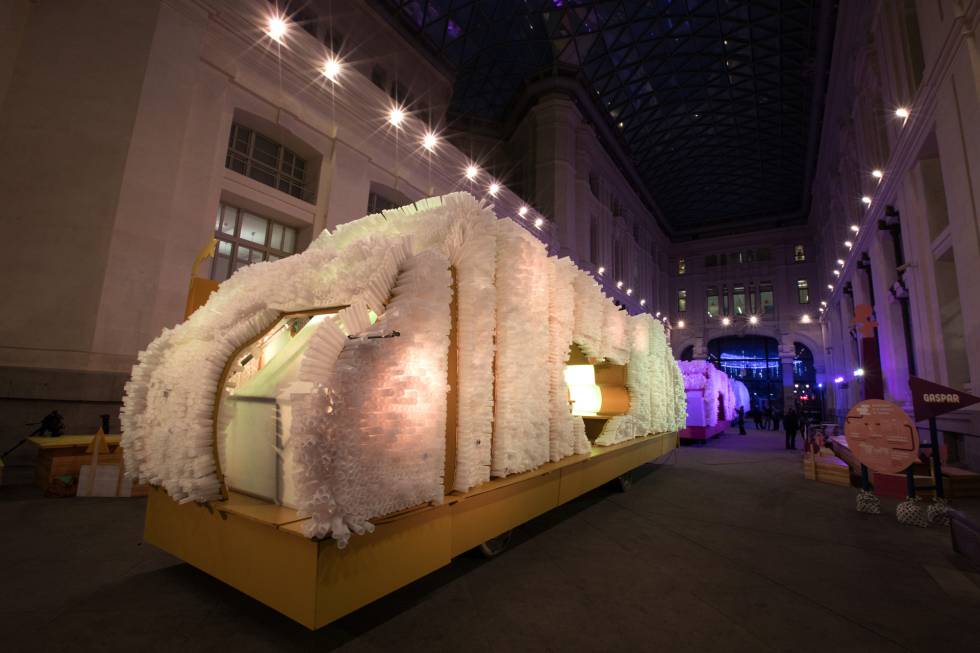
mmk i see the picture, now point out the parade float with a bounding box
[677,360,736,440]
[121,192,686,628]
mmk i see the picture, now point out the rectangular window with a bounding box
[677,289,687,313]
[760,283,775,315]
[225,123,310,202]
[733,285,746,315]
[797,279,810,304]
[706,287,719,317]
[749,284,757,313]
[367,190,400,214]
[211,202,298,282]
[678,258,686,275]
[794,244,806,262]
[722,285,729,315]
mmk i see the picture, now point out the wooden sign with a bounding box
[909,376,980,422]
[844,400,919,474]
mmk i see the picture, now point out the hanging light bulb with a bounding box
[861,196,872,206]
[820,301,827,307]
[518,206,528,217]
[827,283,835,291]
[850,224,860,233]
[488,182,500,196]
[749,315,759,325]
[833,270,840,277]
[266,15,288,42]
[596,266,604,275]
[655,311,661,317]
[872,169,883,180]
[837,259,845,266]
[844,240,853,249]
[616,281,623,289]
[421,131,438,152]
[895,107,910,120]
[322,57,342,82]
[626,288,633,296]
[465,164,478,180]
[388,106,405,127]
[640,299,646,306]
[722,317,731,326]
[534,217,544,228]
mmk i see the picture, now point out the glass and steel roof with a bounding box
[379,0,835,237]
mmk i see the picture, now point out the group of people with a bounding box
[747,403,808,450]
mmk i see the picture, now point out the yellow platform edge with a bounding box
[144,430,678,629]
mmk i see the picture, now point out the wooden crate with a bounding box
[803,452,851,486]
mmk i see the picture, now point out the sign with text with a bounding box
[909,376,980,422]
[844,400,919,474]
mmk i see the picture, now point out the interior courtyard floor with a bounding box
[2,426,980,652]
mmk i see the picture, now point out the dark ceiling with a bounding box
[377,0,836,239]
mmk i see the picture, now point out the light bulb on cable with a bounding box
[640,299,646,306]
[616,280,623,289]
[837,259,845,266]
[266,15,288,42]
[850,224,860,233]
[465,164,478,180]
[322,57,341,82]
[872,169,883,180]
[534,217,544,229]
[749,315,759,325]
[861,196,872,206]
[844,240,853,249]
[721,317,731,326]
[388,106,405,127]
[421,131,438,152]
[596,266,604,275]
[518,206,528,217]
[895,107,910,120]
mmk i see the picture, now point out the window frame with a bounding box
[210,203,298,281]
[797,279,810,304]
[225,123,311,202]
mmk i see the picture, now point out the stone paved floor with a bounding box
[2,426,979,652]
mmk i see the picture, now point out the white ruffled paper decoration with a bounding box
[492,220,551,477]
[122,190,688,547]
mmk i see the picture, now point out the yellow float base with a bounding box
[144,431,677,629]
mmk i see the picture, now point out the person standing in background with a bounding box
[763,404,773,430]
[737,407,746,435]
[772,407,782,432]
[784,408,800,450]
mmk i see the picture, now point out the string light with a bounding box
[833,270,840,277]
[640,299,646,306]
[465,164,478,180]
[677,320,685,328]
[655,311,661,317]
[853,368,865,377]
[518,206,528,217]
[322,57,341,82]
[820,301,827,306]
[850,224,860,233]
[827,283,834,291]
[626,288,633,295]
[488,182,500,196]
[388,106,405,127]
[616,281,623,289]
[422,131,438,152]
[721,317,731,326]
[861,196,871,206]
[872,169,883,180]
[895,107,910,120]
[837,259,845,266]
[533,217,543,229]
[749,315,758,325]
[266,15,288,42]
[844,240,853,249]
[596,266,604,275]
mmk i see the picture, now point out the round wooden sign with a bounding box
[844,400,919,474]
